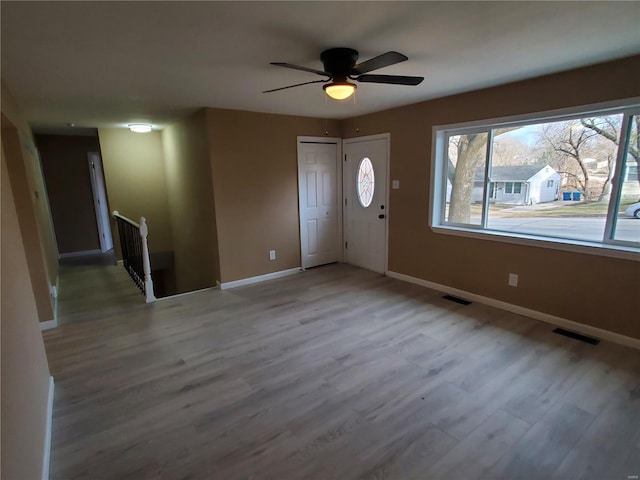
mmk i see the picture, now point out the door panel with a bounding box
[306,172,317,207]
[344,137,388,274]
[298,141,340,268]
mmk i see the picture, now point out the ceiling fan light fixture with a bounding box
[129,123,152,133]
[323,82,356,100]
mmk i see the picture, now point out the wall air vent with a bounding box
[442,295,471,306]
[552,328,600,345]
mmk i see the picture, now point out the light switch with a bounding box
[392,180,400,189]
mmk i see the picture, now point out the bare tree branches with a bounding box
[581,116,639,195]
[447,127,518,223]
[448,133,487,222]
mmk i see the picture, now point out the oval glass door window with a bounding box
[356,157,375,208]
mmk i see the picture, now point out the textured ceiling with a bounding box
[2,1,639,130]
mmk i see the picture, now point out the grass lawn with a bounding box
[500,198,638,218]
[448,198,639,220]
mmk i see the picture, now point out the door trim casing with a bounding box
[342,133,391,274]
[87,152,113,252]
[296,136,343,269]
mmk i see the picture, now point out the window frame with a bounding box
[430,98,640,261]
[513,182,522,195]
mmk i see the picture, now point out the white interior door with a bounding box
[87,152,113,252]
[344,135,389,274]
[298,139,341,268]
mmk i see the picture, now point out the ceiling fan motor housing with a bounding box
[321,48,359,81]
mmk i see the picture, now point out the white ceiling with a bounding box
[2,1,639,131]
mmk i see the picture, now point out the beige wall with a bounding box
[37,134,102,254]
[98,128,173,256]
[162,109,219,293]
[341,55,640,339]
[206,108,341,283]
[0,83,59,284]
[2,125,55,322]
[1,82,58,323]
[1,142,52,480]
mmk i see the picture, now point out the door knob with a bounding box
[378,214,385,219]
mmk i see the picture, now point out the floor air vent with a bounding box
[442,295,471,306]
[552,328,600,345]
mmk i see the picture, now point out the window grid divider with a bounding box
[481,130,494,229]
[603,113,633,242]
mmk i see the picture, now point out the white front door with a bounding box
[298,139,341,268]
[344,135,389,274]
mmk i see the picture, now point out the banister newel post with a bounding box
[139,217,156,303]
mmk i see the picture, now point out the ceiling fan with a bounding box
[264,48,424,100]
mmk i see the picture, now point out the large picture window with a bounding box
[432,101,640,255]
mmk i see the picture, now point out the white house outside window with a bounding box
[431,100,640,256]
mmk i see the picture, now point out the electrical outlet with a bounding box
[508,273,518,287]
[269,250,276,261]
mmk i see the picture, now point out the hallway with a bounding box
[56,252,146,326]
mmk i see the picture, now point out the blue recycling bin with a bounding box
[572,191,581,201]
[562,192,571,201]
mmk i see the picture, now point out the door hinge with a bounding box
[345,198,347,206]
[91,162,95,169]
[344,154,347,162]
[345,241,348,249]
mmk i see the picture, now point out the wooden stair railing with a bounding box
[112,211,156,303]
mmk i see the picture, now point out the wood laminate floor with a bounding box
[43,263,640,480]
[56,262,144,326]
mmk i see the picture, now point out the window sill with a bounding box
[431,225,640,261]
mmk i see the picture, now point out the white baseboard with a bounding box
[386,270,640,351]
[40,318,57,331]
[220,267,301,290]
[157,286,218,301]
[58,249,102,259]
[42,376,54,480]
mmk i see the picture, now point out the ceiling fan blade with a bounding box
[270,62,330,77]
[357,74,424,86]
[263,79,328,93]
[352,51,408,74]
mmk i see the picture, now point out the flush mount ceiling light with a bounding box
[323,82,357,100]
[129,123,152,133]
